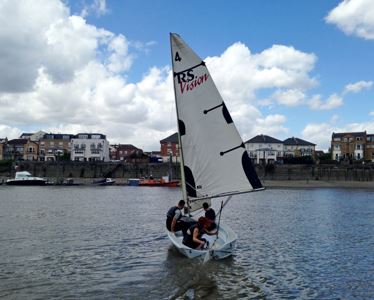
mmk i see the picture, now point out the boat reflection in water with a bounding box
[6,171,47,186]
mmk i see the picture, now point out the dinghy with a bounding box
[168,33,264,260]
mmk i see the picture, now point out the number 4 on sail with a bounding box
[167,33,265,260]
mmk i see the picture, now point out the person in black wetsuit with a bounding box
[203,202,215,220]
[203,202,217,230]
[166,200,186,233]
[182,217,212,249]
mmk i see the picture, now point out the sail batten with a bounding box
[170,33,263,201]
[188,187,265,202]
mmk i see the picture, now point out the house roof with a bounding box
[42,133,75,140]
[117,144,139,151]
[8,139,28,145]
[20,133,33,137]
[332,131,366,138]
[73,133,107,139]
[160,132,178,143]
[245,134,283,144]
[283,137,316,146]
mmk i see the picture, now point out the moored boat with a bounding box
[6,171,47,186]
[92,178,116,186]
[139,176,179,187]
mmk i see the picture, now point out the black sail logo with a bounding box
[176,70,209,94]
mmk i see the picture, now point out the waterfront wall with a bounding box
[1,161,373,183]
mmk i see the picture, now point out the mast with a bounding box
[170,33,189,207]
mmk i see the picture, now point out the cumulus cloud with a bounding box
[250,114,289,140]
[271,89,306,106]
[343,80,373,94]
[0,0,322,150]
[302,123,335,151]
[81,0,109,18]
[205,42,317,105]
[326,0,374,40]
[370,111,374,117]
[308,93,343,110]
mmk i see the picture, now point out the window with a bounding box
[356,145,361,150]
[333,137,341,141]
[334,145,340,150]
[79,134,88,139]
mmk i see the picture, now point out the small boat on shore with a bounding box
[92,178,116,186]
[6,171,47,186]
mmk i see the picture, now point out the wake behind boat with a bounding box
[168,33,264,260]
[6,171,47,186]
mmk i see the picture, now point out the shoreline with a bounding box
[262,180,374,189]
[1,178,373,189]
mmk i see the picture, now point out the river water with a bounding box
[0,185,373,299]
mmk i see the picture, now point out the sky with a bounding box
[0,0,373,151]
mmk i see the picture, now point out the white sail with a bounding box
[170,33,263,200]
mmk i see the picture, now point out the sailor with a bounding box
[166,200,187,233]
[182,217,212,249]
[202,202,215,221]
[203,202,217,230]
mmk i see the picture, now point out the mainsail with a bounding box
[170,33,263,201]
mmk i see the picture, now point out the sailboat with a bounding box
[167,33,264,260]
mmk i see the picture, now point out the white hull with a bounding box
[167,223,237,260]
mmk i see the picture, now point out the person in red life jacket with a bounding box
[182,217,213,249]
[166,200,186,233]
[203,202,217,230]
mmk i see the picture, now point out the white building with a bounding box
[70,133,110,162]
[283,137,315,157]
[245,135,284,164]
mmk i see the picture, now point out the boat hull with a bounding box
[139,179,179,187]
[92,178,116,186]
[167,223,237,260]
[6,179,46,186]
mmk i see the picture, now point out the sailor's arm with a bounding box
[171,217,177,232]
[193,229,205,248]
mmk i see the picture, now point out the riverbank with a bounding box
[1,177,373,189]
[263,179,374,189]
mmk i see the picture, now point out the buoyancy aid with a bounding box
[183,223,204,248]
[166,206,181,221]
[166,206,182,231]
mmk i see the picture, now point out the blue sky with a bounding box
[0,0,373,151]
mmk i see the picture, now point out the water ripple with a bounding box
[0,187,373,299]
